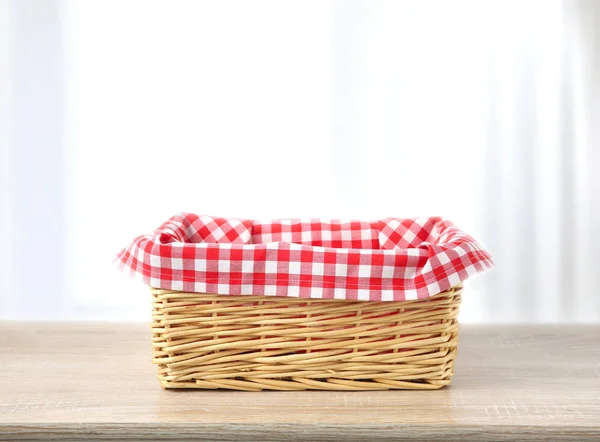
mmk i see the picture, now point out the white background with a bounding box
[1,0,599,322]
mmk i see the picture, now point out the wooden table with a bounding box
[1,323,598,441]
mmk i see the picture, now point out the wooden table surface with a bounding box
[0,322,599,441]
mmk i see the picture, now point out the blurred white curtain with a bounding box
[1,0,599,322]
[483,1,600,322]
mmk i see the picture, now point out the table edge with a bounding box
[2,422,599,441]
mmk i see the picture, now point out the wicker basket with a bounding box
[150,285,461,391]
[119,213,492,391]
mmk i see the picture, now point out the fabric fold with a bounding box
[117,213,493,301]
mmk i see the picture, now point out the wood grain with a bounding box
[0,322,599,441]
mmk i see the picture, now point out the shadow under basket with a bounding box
[151,285,462,391]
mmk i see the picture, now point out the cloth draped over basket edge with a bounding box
[116,213,493,302]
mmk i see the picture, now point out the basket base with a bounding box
[158,375,454,391]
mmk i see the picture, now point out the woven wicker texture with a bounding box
[151,286,462,391]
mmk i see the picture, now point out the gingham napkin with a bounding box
[117,213,493,301]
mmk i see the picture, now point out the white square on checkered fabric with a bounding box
[455,245,469,256]
[387,219,401,230]
[172,258,183,270]
[265,261,277,273]
[289,261,301,275]
[341,229,352,241]
[447,272,461,287]
[172,280,184,291]
[194,281,207,293]
[322,230,331,241]
[280,232,293,242]
[438,252,451,265]
[211,227,226,241]
[381,289,394,301]
[218,283,229,293]
[237,230,251,243]
[150,255,161,267]
[311,286,323,298]
[313,262,325,275]
[264,285,276,295]
[241,284,253,294]
[228,219,242,229]
[402,229,416,245]
[242,261,253,273]
[400,266,417,278]
[429,281,441,296]
[404,289,418,300]
[218,260,230,272]
[195,259,206,271]
[357,289,370,301]
[301,231,311,242]
[358,265,370,278]
[335,264,347,276]
[334,287,345,299]
[382,265,395,278]
[406,248,421,256]
[287,285,300,297]
[150,277,161,288]
[464,263,477,275]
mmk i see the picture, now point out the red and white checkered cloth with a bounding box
[117,213,493,301]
